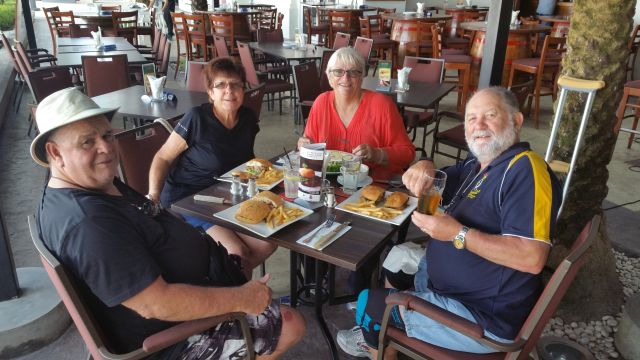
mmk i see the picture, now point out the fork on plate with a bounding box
[303,214,336,244]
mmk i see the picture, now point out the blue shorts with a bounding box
[400,255,513,353]
[182,214,214,231]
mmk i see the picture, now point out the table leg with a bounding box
[290,251,298,308]
[315,259,338,360]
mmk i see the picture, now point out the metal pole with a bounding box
[20,0,37,49]
[478,0,513,88]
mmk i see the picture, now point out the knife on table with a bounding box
[313,222,351,250]
[193,195,231,204]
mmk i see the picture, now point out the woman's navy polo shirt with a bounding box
[426,142,561,340]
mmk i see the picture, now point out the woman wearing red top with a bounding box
[297,47,415,179]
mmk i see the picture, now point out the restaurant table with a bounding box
[57,36,132,47]
[380,12,453,66]
[92,85,209,122]
[57,41,136,53]
[248,41,328,63]
[74,11,115,29]
[238,3,274,9]
[537,15,571,37]
[460,21,551,87]
[171,179,400,360]
[55,49,151,67]
[361,76,456,110]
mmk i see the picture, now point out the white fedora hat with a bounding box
[30,88,118,167]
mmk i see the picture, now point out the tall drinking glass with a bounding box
[340,155,361,194]
[417,169,447,215]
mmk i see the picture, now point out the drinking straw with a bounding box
[283,146,292,169]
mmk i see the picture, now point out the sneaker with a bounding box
[345,301,357,311]
[336,326,373,359]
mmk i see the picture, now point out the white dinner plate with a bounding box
[214,199,314,238]
[336,188,418,226]
[218,163,283,190]
[337,175,373,188]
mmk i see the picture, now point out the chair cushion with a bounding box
[442,54,472,64]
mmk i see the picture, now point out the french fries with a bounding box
[266,205,305,228]
[256,169,284,186]
[342,199,404,220]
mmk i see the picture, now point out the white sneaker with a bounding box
[336,326,373,359]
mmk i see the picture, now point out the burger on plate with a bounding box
[384,192,409,209]
[253,190,284,208]
[361,184,385,202]
[245,158,272,177]
[235,200,271,224]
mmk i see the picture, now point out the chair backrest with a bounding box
[43,6,60,51]
[0,31,20,73]
[377,7,395,33]
[243,83,266,121]
[183,13,210,60]
[69,24,98,38]
[213,35,230,57]
[257,28,283,43]
[209,14,236,52]
[354,36,373,62]
[82,54,130,97]
[329,11,355,47]
[114,120,172,194]
[50,11,75,38]
[186,61,208,92]
[111,11,138,44]
[256,8,277,30]
[332,31,351,50]
[170,11,186,45]
[430,24,443,58]
[293,61,321,103]
[304,7,314,31]
[403,57,444,84]
[14,41,36,72]
[319,49,335,93]
[508,216,600,360]
[539,35,567,70]
[27,67,74,103]
[237,42,260,87]
[157,39,172,76]
[27,215,111,360]
[276,12,284,29]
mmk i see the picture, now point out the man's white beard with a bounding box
[466,124,518,165]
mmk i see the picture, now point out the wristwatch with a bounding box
[453,226,470,250]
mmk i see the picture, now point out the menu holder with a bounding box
[298,143,326,203]
[376,60,392,92]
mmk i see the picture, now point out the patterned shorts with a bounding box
[178,300,282,360]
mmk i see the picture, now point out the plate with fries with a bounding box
[336,189,418,226]
[218,164,284,190]
[214,200,313,237]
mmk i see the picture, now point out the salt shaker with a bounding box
[323,186,336,208]
[230,173,243,195]
[246,177,258,197]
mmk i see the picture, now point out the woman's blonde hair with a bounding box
[326,47,366,76]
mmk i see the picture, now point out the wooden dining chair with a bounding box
[50,11,75,39]
[112,11,139,45]
[402,57,445,157]
[170,12,188,79]
[431,24,471,112]
[627,24,640,80]
[209,13,246,55]
[377,215,600,360]
[507,35,567,128]
[304,7,328,46]
[405,21,434,57]
[255,8,277,30]
[43,6,60,54]
[82,54,130,97]
[329,11,357,48]
[359,16,398,77]
[376,7,395,34]
[276,12,284,30]
[183,13,213,62]
[27,214,256,360]
[615,79,640,148]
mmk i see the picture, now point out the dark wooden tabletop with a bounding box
[249,42,328,62]
[92,85,210,121]
[57,36,131,47]
[57,42,136,53]
[55,50,151,67]
[361,77,456,110]
[171,182,399,272]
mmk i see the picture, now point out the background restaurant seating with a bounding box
[42,6,60,54]
[183,13,213,62]
[243,83,266,121]
[185,60,207,93]
[376,215,600,360]
[431,24,471,113]
[293,61,321,125]
[27,214,257,360]
[111,11,139,45]
[328,11,358,48]
[331,31,351,50]
[304,7,328,46]
[170,12,187,79]
[81,54,130,97]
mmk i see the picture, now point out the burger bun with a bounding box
[384,192,409,209]
[361,185,385,202]
[253,190,284,208]
[235,200,271,224]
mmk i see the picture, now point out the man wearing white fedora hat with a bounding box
[33,88,305,359]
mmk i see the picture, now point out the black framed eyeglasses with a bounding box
[329,69,363,78]
[212,81,245,91]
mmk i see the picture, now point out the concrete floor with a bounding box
[2,3,640,359]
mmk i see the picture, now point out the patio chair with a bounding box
[430,111,468,163]
[431,24,471,113]
[43,6,60,54]
[237,42,294,115]
[329,11,357,49]
[210,13,249,55]
[183,13,213,62]
[377,215,600,360]
[170,12,188,80]
[157,39,172,77]
[82,54,130,97]
[293,61,321,124]
[0,31,26,112]
[243,83,266,121]
[111,11,139,45]
[22,67,73,136]
[69,24,99,38]
[402,57,444,157]
[50,11,75,39]
[332,31,351,50]
[353,36,373,68]
[27,215,255,360]
[213,34,230,57]
[114,119,172,194]
[255,28,289,79]
[185,61,208,93]
[359,16,398,76]
[304,6,328,46]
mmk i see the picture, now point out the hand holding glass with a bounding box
[417,169,447,215]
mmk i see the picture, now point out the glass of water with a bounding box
[284,167,300,199]
[340,155,361,194]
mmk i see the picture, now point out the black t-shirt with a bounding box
[38,180,212,353]
[160,103,259,207]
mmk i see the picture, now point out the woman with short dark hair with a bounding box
[148,57,275,277]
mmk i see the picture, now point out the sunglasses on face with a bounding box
[329,69,363,78]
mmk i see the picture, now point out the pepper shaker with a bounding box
[246,177,258,197]
[323,186,336,208]
[230,173,243,195]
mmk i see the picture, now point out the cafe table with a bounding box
[460,21,551,87]
[56,36,133,47]
[248,41,328,64]
[54,49,151,67]
[171,179,402,360]
[56,41,136,53]
[361,76,456,110]
[92,85,210,122]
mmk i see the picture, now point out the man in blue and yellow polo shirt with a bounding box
[337,87,561,359]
